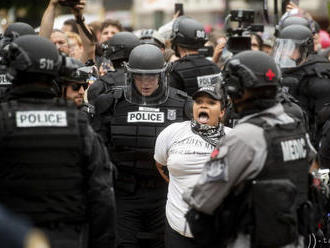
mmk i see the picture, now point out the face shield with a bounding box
[272,39,308,69]
[124,65,169,106]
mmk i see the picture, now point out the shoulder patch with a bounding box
[205,146,228,182]
[205,159,228,183]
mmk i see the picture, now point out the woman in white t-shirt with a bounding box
[154,83,231,248]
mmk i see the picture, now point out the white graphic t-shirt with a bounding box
[154,121,231,237]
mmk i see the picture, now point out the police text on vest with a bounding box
[16,111,68,127]
[0,74,11,85]
[127,111,164,123]
[281,138,307,162]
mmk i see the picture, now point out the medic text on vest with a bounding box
[127,111,165,123]
[281,138,307,162]
[16,111,68,127]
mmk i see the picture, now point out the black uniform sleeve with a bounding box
[168,67,184,91]
[84,125,116,248]
[87,79,106,104]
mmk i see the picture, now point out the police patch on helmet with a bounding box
[167,109,176,121]
[197,73,222,88]
[16,111,67,127]
[206,159,228,182]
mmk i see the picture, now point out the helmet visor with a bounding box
[124,67,169,106]
[272,39,308,68]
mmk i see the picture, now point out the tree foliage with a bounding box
[1,0,48,27]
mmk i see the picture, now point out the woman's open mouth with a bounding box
[198,111,209,124]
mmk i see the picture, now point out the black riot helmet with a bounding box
[5,35,61,84]
[4,22,35,39]
[223,50,280,100]
[278,16,311,32]
[277,9,316,35]
[170,16,207,50]
[124,44,169,106]
[102,32,140,63]
[1,22,36,51]
[272,25,314,69]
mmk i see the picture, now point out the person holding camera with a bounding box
[168,16,221,96]
[0,35,116,248]
[40,0,96,63]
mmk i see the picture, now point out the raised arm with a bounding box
[39,0,59,38]
[72,0,97,63]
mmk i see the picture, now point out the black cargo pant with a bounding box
[115,181,167,248]
[40,223,88,248]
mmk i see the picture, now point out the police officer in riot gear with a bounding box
[0,22,36,99]
[87,31,140,103]
[168,16,221,95]
[0,35,115,248]
[273,24,330,148]
[183,51,316,248]
[93,44,192,248]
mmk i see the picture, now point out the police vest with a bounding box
[247,117,310,205]
[109,87,191,176]
[170,54,221,95]
[0,98,87,224]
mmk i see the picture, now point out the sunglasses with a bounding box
[69,82,89,91]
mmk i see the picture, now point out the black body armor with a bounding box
[169,54,220,95]
[0,98,87,225]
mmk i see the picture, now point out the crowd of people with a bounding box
[0,0,330,247]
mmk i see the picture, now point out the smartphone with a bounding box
[58,0,81,8]
[175,3,184,16]
[198,46,214,57]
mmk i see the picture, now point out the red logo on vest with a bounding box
[266,69,276,81]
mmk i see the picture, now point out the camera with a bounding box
[225,9,264,54]
[58,0,81,8]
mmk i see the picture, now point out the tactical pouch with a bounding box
[252,179,298,247]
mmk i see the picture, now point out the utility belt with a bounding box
[115,174,166,193]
